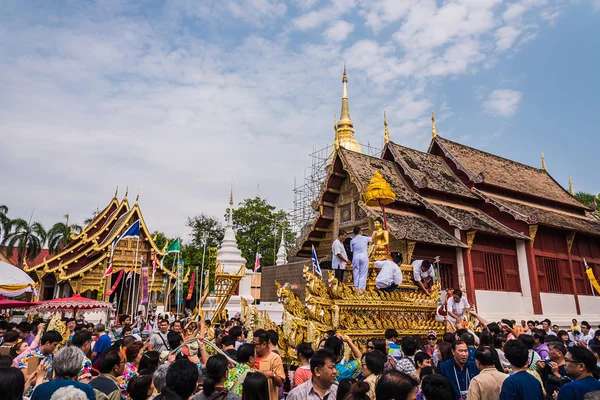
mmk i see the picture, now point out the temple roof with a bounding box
[386,142,477,199]
[25,194,171,279]
[363,204,467,248]
[433,136,586,209]
[481,192,600,237]
[416,197,529,240]
[339,148,420,206]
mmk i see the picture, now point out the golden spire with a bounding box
[229,185,234,206]
[384,111,390,145]
[114,185,119,198]
[431,111,437,139]
[124,186,129,198]
[541,150,546,171]
[569,176,574,196]
[135,189,139,204]
[333,114,340,150]
[335,65,361,153]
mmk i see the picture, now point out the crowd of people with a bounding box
[1,313,600,400]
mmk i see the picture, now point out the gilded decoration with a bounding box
[529,225,539,248]
[363,171,396,207]
[340,204,352,223]
[272,266,443,363]
[466,231,476,254]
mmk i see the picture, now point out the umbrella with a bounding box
[29,294,112,317]
[0,296,40,309]
[0,261,37,297]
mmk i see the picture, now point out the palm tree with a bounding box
[0,205,8,243]
[47,214,82,254]
[83,207,101,226]
[2,218,47,268]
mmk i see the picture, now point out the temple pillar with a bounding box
[515,240,534,315]
[566,232,580,315]
[525,226,543,314]
[459,229,477,307]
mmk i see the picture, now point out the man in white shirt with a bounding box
[412,260,434,295]
[579,321,594,346]
[374,260,403,292]
[541,319,557,336]
[446,289,470,325]
[332,230,351,283]
[350,226,372,291]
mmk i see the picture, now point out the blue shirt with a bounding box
[93,333,112,362]
[439,359,479,400]
[336,359,361,381]
[31,379,96,400]
[557,376,600,400]
[350,235,371,254]
[467,347,476,363]
[500,370,544,400]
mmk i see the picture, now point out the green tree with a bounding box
[83,207,101,226]
[575,192,599,207]
[2,218,47,268]
[151,230,171,251]
[186,214,225,249]
[230,197,295,268]
[47,214,82,254]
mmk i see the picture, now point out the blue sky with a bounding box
[1,0,599,239]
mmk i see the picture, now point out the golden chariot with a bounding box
[241,171,446,363]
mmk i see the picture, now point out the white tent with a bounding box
[0,261,37,297]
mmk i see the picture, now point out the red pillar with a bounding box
[525,244,543,315]
[567,248,581,315]
[462,247,477,308]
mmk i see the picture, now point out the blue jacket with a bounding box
[439,358,479,400]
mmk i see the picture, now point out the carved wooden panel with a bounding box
[340,204,351,223]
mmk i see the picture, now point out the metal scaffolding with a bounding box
[290,142,382,240]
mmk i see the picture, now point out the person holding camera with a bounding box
[536,342,570,400]
[557,347,600,400]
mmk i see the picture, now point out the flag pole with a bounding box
[131,236,141,318]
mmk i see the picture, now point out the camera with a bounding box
[547,375,572,387]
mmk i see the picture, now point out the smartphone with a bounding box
[27,356,42,374]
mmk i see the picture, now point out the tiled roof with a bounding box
[487,194,600,237]
[1,248,50,267]
[435,137,585,209]
[387,142,477,199]
[339,148,420,206]
[364,205,467,248]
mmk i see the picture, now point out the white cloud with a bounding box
[503,3,527,22]
[495,25,521,51]
[324,20,354,42]
[483,89,523,117]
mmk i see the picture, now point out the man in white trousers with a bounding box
[350,226,371,290]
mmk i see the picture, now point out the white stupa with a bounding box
[275,229,287,266]
[217,190,247,274]
[214,189,254,316]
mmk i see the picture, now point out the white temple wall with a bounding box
[475,290,533,320]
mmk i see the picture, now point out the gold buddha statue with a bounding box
[369,217,390,261]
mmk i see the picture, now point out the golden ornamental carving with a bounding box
[466,231,476,254]
[406,241,416,264]
[529,225,539,248]
[363,171,396,207]
[431,111,437,139]
[566,232,576,254]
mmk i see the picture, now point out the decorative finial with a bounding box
[334,114,340,150]
[569,176,574,196]
[229,185,234,206]
[343,64,347,83]
[384,111,390,145]
[335,65,360,153]
[125,186,129,198]
[541,150,546,171]
[135,189,139,204]
[431,111,437,139]
[114,185,119,198]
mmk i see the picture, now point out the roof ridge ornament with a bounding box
[114,185,119,198]
[384,111,389,145]
[124,186,129,199]
[135,189,140,204]
[569,176,574,196]
[431,111,437,139]
[542,150,547,171]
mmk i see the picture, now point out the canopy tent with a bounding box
[29,294,112,317]
[0,296,39,309]
[0,261,37,297]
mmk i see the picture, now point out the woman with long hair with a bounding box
[558,330,574,347]
[194,354,240,400]
[241,372,269,400]
[119,342,144,398]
